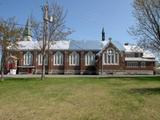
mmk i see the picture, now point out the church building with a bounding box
[6,20,156,75]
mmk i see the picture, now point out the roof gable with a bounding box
[96,40,125,56]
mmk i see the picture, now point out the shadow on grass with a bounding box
[134,77,160,81]
[129,87,160,95]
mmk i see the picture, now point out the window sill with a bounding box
[103,63,119,65]
[38,64,48,66]
[69,64,80,66]
[127,67,139,68]
[53,64,64,66]
[85,65,95,66]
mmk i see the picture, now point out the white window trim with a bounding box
[38,54,43,65]
[69,52,79,66]
[23,51,32,66]
[38,54,48,66]
[103,48,119,65]
[127,61,138,68]
[141,62,146,68]
[85,52,95,66]
[53,51,63,66]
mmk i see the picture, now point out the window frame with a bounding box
[126,61,138,68]
[103,48,119,65]
[23,51,33,66]
[38,54,48,66]
[53,51,63,66]
[69,51,79,66]
[38,54,43,65]
[85,51,95,66]
[140,62,146,68]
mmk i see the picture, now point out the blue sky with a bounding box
[0,0,135,44]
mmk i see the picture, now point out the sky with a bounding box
[0,0,136,44]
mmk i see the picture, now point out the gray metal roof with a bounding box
[111,40,125,51]
[69,40,125,51]
[69,40,102,50]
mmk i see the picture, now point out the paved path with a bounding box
[4,74,160,78]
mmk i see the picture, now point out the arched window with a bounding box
[85,52,95,66]
[103,48,119,65]
[24,51,32,65]
[69,52,79,66]
[53,51,63,65]
[38,54,43,65]
[38,54,48,65]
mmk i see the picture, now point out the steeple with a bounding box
[102,28,105,41]
[23,18,32,41]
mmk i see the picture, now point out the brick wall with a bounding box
[7,44,155,75]
[96,42,126,74]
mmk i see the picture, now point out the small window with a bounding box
[141,62,146,68]
[38,54,43,65]
[135,53,139,57]
[127,62,138,68]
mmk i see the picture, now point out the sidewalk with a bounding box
[4,74,160,78]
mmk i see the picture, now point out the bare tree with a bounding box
[0,17,21,81]
[129,0,160,51]
[31,2,72,80]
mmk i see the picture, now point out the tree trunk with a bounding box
[41,52,45,80]
[1,60,4,81]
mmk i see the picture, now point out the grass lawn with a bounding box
[0,77,160,120]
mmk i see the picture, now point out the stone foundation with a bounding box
[124,70,154,75]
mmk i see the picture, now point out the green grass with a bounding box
[0,77,160,120]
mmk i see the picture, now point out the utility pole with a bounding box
[1,35,4,81]
[0,32,5,81]
[101,54,103,75]
[41,2,49,80]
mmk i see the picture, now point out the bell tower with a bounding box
[23,18,32,41]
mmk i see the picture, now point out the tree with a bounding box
[31,2,72,80]
[0,17,21,81]
[129,0,160,51]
